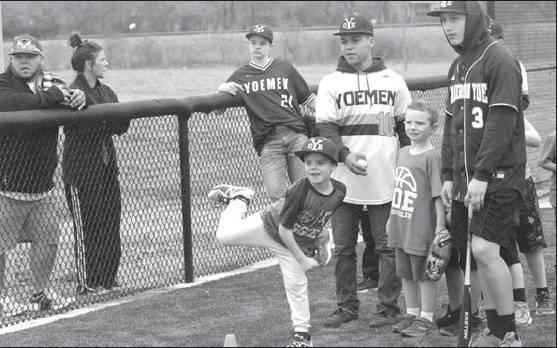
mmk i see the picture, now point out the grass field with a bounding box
[0,207,555,347]
[0,63,554,334]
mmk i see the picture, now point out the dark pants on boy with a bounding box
[360,209,379,281]
[332,201,401,315]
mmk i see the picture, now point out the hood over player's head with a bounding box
[427,1,490,55]
[245,24,273,65]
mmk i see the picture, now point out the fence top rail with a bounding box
[0,65,553,130]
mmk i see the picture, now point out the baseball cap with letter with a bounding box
[9,35,43,56]
[427,1,468,17]
[245,25,273,43]
[334,13,374,36]
[295,137,339,164]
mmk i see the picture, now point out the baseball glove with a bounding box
[424,229,452,281]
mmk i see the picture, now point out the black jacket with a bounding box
[62,75,129,186]
[0,67,65,193]
[441,1,526,198]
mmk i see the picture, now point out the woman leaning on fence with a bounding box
[62,33,130,295]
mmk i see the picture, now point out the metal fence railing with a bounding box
[0,66,554,327]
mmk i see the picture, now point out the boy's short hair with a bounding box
[407,100,439,125]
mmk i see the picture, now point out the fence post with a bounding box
[178,113,194,283]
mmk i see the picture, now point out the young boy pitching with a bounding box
[386,100,446,337]
[208,137,346,347]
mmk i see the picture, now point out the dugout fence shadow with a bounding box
[0,66,554,328]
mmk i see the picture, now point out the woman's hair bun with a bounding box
[68,32,83,48]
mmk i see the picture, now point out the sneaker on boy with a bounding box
[439,312,482,337]
[514,301,532,326]
[499,331,522,347]
[287,333,313,347]
[436,304,460,328]
[208,184,254,205]
[400,317,437,337]
[535,291,555,315]
[470,328,500,347]
[323,308,358,328]
[368,308,398,328]
[392,313,416,333]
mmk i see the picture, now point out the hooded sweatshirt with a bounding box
[440,1,526,201]
[316,57,411,205]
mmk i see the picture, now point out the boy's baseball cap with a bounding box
[245,25,273,43]
[427,1,467,17]
[9,35,43,56]
[295,137,339,164]
[489,21,504,39]
[334,13,374,36]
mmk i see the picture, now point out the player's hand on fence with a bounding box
[213,108,226,116]
[298,255,319,271]
[465,178,487,212]
[56,85,73,106]
[344,152,367,176]
[68,89,87,110]
[217,82,244,96]
[441,181,454,209]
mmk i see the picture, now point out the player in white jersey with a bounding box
[316,12,412,329]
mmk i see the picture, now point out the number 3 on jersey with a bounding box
[471,106,483,129]
[281,94,293,108]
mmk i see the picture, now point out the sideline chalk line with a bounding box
[1,199,553,335]
[0,258,279,335]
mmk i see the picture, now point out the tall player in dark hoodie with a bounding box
[316,13,412,329]
[428,1,525,346]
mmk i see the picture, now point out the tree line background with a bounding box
[3,1,442,39]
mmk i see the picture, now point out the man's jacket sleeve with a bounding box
[0,77,64,112]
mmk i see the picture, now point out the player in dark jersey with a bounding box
[208,137,345,347]
[217,25,316,202]
[428,1,525,346]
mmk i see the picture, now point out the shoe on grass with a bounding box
[470,328,500,347]
[436,304,460,328]
[392,313,416,333]
[323,308,358,328]
[400,316,436,337]
[535,291,555,315]
[499,331,522,347]
[514,301,532,326]
[286,333,313,347]
[369,308,398,328]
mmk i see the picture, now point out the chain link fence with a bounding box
[0,65,554,328]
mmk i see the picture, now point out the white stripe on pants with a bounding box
[216,200,311,332]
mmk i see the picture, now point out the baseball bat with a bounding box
[457,204,474,347]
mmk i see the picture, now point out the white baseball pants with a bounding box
[216,200,311,333]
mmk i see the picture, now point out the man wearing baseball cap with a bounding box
[0,34,86,314]
[317,12,411,329]
[216,25,316,204]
